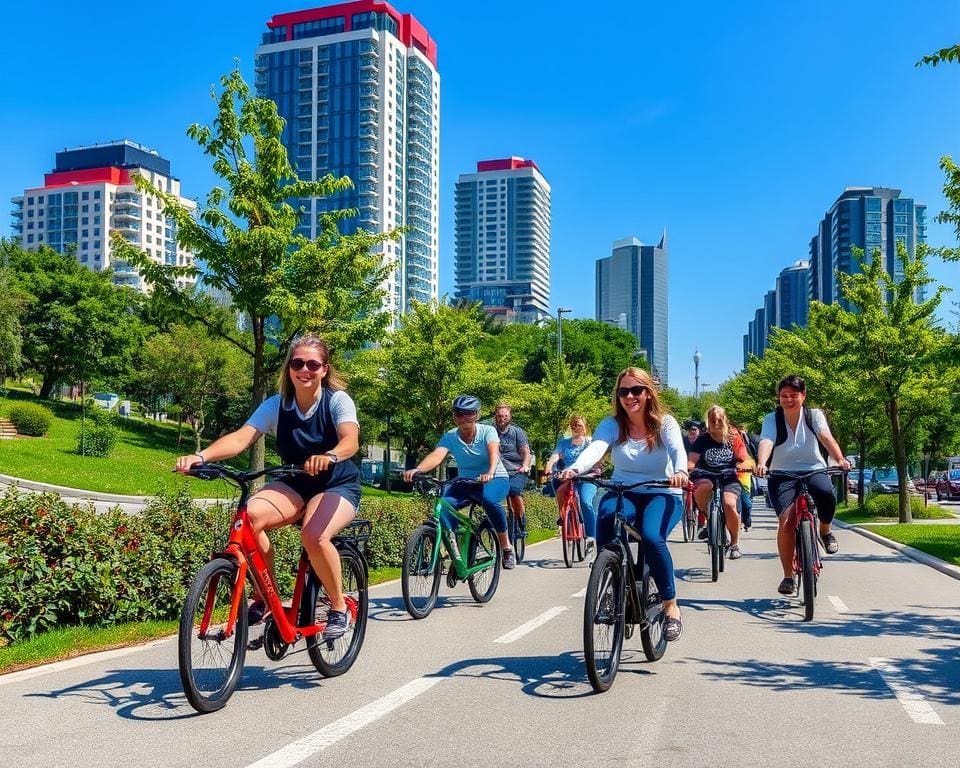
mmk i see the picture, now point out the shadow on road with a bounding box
[23,659,331,721]
[368,594,491,622]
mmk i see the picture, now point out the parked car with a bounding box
[867,467,917,495]
[935,469,960,501]
[847,468,874,494]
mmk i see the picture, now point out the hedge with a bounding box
[7,402,54,437]
[0,485,560,645]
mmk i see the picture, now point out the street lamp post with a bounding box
[693,349,702,399]
[557,307,572,359]
[378,367,391,492]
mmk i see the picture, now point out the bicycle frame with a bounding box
[556,478,586,542]
[792,485,822,579]
[416,479,497,581]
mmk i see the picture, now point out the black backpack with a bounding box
[768,406,829,466]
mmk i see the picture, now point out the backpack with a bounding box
[768,406,829,466]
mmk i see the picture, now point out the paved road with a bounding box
[3,500,959,768]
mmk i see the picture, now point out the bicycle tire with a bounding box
[305,547,369,676]
[514,512,526,563]
[639,572,667,662]
[799,518,816,621]
[468,520,502,603]
[708,500,720,582]
[401,524,442,619]
[718,504,727,574]
[583,548,625,692]
[562,501,576,568]
[574,506,586,562]
[683,506,696,543]
[179,557,247,714]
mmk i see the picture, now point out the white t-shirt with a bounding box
[760,407,830,471]
[569,414,686,495]
[245,391,358,436]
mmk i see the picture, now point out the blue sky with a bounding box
[3,0,960,392]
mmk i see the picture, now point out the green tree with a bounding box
[112,68,397,469]
[8,244,147,399]
[140,324,249,452]
[0,241,24,385]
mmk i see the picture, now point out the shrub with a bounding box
[863,493,935,518]
[7,402,53,437]
[77,407,118,457]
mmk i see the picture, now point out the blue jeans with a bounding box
[552,477,599,538]
[441,477,509,534]
[596,491,683,601]
[738,486,752,527]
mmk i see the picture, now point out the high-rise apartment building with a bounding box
[10,140,196,292]
[454,157,551,323]
[595,234,669,385]
[775,260,810,330]
[255,1,440,323]
[809,186,927,307]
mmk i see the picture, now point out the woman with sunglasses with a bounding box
[175,333,360,641]
[402,395,516,569]
[559,367,688,641]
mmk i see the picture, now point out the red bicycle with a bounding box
[768,467,845,621]
[681,482,697,542]
[178,463,370,713]
[551,473,595,567]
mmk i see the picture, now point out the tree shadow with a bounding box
[368,594,485,622]
[23,658,327,721]
[691,645,960,706]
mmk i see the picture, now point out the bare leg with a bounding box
[300,493,357,613]
[246,483,305,587]
[722,490,741,547]
[777,504,798,579]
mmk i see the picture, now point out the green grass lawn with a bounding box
[836,505,955,525]
[862,524,960,567]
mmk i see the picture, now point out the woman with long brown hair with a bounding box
[176,333,360,641]
[560,367,688,641]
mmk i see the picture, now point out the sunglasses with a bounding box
[289,358,326,372]
[617,385,648,398]
[453,409,478,417]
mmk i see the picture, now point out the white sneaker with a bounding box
[584,537,597,560]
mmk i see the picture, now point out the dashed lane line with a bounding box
[570,587,586,598]
[868,657,944,725]
[493,606,568,644]
[827,595,849,613]
[245,677,442,768]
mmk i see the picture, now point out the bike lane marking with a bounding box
[570,587,586,598]
[493,606,567,644]
[245,677,441,768]
[868,657,944,725]
[827,595,849,613]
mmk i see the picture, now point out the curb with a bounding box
[834,519,960,582]
[0,473,150,504]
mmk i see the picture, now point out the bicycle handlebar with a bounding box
[689,466,751,480]
[410,473,482,498]
[592,478,672,492]
[768,467,848,480]
[181,462,307,488]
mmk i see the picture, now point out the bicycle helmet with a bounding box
[452,394,481,413]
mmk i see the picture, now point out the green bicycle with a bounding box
[401,475,502,619]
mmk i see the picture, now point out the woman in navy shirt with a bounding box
[176,333,360,641]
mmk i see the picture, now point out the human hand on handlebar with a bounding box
[753,464,768,477]
[403,468,422,483]
[669,471,688,488]
[477,472,493,483]
[175,453,205,473]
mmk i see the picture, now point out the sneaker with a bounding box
[821,531,839,554]
[728,544,742,560]
[502,549,517,570]
[664,615,683,642]
[323,609,350,641]
[248,597,268,626]
[777,577,795,595]
[584,537,597,560]
[697,526,708,541]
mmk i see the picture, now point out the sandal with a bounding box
[777,577,795,595]
[728,544,742,560]
[664,615,683,642]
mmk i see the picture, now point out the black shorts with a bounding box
[276,473,361,511]
[767,471,836,523]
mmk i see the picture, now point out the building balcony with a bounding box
[115,194,141,205]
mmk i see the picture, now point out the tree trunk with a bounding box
[889,397,912,524]
[248,315,266,472]
[857,429,867,508]
[38,374,58,399]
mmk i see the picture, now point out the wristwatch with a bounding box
[325,452,339,464]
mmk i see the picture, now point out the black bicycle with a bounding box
[689,467,744,582]
[583,478,672,693]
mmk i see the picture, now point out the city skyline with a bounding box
[2,1,960,393]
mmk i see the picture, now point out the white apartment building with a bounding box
[11,140,196,292]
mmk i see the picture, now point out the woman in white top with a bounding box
[754,375,850,595]
[560,367,688,642]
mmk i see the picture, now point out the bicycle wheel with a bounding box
[514,512,526,563]
[401,524,442,619]
[683,503,695,543]
[708,501,720,582]
[179,557,247,714]
[562,501,577,568]
[718,506,727,574]
[467,520,502,603]
[583,549,625,692]
[798,518,816,621]
[639,572,667,662]
[305,547,368,677]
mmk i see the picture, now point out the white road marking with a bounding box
[245,677,441,768]
[0,638,174,686]
[868,657,944,725]
[570,587,586,598]
[494,606,567,644]
[827,595,849,613]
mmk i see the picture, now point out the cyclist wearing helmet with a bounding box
[403,396,516,569]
